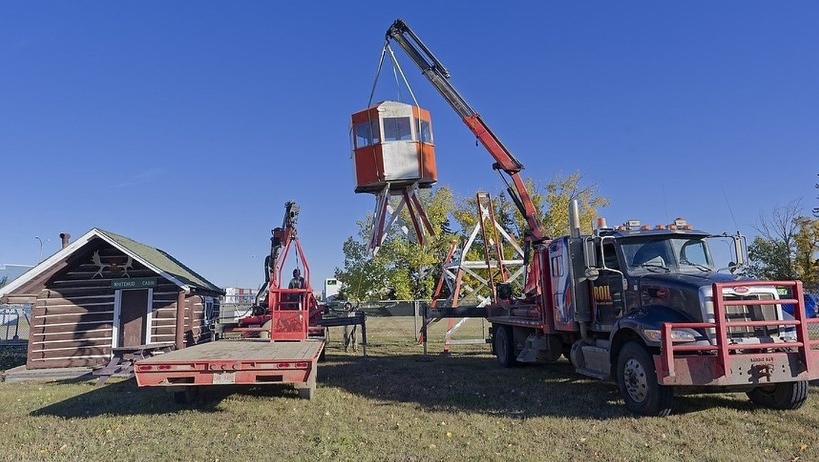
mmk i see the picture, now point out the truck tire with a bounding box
[494,325,517,368]
[617,342,673,417]
[746,381,809,410]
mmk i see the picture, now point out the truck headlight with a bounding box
[644,328,698,343]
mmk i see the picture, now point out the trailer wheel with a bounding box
[494,325,517,368]
[746,381,808,410]
[173,386,199,404]
[617,342,673,416]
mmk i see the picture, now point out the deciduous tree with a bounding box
[335,187,455,301]
[337,172,609,301]
[747,200,801,281]
[813,173,819,217]
[747,200,819,290]
[450,172,608,299]
[794,216,819,291]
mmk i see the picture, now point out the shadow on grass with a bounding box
[319,351,819,419]
[32,351,819,420]
[29,378,307,419]
[320,353,624,420]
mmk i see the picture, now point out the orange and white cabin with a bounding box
[351,101,437,194]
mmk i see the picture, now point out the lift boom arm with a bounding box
[386,19,546,243]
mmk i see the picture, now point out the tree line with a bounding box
[334,173,819,301]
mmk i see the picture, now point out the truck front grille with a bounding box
[724,293,778,338]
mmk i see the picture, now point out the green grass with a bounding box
[1,315,818,461]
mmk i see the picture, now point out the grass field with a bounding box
[1,315,818,461]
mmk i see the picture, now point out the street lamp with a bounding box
[34,236,45,262]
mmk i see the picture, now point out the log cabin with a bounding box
[0,229,224,370]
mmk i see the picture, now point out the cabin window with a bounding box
[676,239,711,267]
[354,119,380,148]
[383,117,413,141]
[603,244,619,270]
[418,119,432,143]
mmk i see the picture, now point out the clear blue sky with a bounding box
[2,2,817,289]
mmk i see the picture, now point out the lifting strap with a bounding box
[367,42,421,110]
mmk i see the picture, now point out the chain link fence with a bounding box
[0,304,29,345]
[0,304,30,371]
[210,295,819,352]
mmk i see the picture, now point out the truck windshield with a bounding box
[621,237,714,274]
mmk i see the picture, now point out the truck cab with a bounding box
[581,220,766,329]
[567,218,791,348]
[542,215,814,415]
[494,209,815,416]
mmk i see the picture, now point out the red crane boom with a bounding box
[386,19,546,245]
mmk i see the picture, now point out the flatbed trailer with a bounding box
[134,338,325,403]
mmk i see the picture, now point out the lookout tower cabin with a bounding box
[351,100,437,193]
[350,101,438,252]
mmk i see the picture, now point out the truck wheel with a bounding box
[494,325,517,368]
[617,342,673,416]
[746,381,808,410]
[173,386,199,404]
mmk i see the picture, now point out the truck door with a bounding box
[549,238,578,331]
[591,242,626,328]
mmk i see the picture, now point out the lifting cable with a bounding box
[366,40,389,108]
[367,42,422,109]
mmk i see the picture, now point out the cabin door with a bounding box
[117,289,150,347]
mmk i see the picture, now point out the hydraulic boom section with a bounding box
[386,19,545,243]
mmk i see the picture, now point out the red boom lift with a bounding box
[134,201,329,402]
[386,18,819,416]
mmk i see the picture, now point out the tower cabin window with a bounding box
[354,119,380,148]
[383,117,413,141]
[418,119,432,143]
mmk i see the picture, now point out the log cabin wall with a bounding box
[186,295,219,345]
[26,244,220,369]
[146,283,183,346]
[28,285,115,369]
[148,291,213,346]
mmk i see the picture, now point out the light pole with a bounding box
[34,236,44,262]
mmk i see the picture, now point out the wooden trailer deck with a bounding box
[136,339,322,363]
[133,338,325,401]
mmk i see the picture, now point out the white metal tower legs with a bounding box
[368,182,434,255]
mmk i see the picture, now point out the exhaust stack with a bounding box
[59,233,71,249]
[569,200,581,238]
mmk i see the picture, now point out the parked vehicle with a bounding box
[386,18,819,416]
[783,293,818,318]
[134,201,328,402]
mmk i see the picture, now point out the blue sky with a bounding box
[2,2,817,289]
